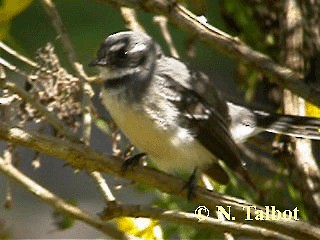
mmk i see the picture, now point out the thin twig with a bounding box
[39,0,93,140]
[40,0,78,70]
[78,54,116,205]
[0,58,17,71]
[0,157,127,239]
[4,176,13,209]
[2,84,14,209]
[41,0,115,206]
[3,145,13,209]
[120,7,145,32]
[90,171,117,203]
[153,16,180,58]
[39,0,118,207]
[0,80,78,141]
[0,57,29,77]
[0,64,5,79]
[0,123,319,239]
[0,41,38,68]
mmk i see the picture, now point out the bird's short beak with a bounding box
[88,58,108,67]
[88,59,99,67]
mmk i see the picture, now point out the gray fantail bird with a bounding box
[89,31,320,195]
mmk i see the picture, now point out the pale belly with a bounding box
[102,92,214,173]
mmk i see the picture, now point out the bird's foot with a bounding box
[181,168,198,200]
[121,152,146,172]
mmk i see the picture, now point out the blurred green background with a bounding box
[9,0,238,91]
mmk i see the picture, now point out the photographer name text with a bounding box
[195,205,299,221]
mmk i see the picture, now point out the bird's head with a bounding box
[89,31,161,84]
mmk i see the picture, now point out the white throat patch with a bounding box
[99,66,138,81]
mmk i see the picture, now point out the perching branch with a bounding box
[100,205,293,240]
[0,147,290,239]
[0,122,320,239]
[0,157,128,239]
[96,0,320,106]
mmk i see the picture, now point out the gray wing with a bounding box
[160,71,244,173]
[156,58,257,189]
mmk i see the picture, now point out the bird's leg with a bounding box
[121,152,146,172]
[182,167,198,200]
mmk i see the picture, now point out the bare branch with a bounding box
[0,41,38,68]
[0,64,5,79]
[153,16,180,58]
[0,157,128,239]
[101,204,293,240]
[3,145,13,209]
[120,7,145,32]
[0,122,319,239]
[40,0,78,70]
[0,57,29,77]
[90,171,117,203]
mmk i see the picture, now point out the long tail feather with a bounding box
[254,110,320,140]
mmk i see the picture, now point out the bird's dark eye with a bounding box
[108,41,128,61]
[115,47,127,59]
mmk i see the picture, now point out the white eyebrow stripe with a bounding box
[129,43,147,53]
